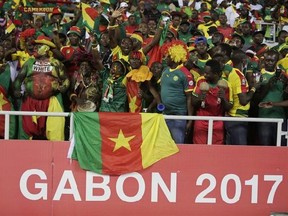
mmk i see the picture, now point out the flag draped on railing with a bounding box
[69,112,179,175]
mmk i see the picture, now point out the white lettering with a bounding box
[195,173,216,203]
[20,170,178,203]
[221,174,241,204]
[53,170,81,201]
[116,172,145,202]
[151,172,177,202]
[20,169,47,200]
[86,171,111,201]
[245,175,258,203]
[32,65,52,73]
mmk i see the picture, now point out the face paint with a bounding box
[35,44,50,56]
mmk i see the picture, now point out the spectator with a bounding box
[225,49,258,145]
[99,60,128,112]
[143,0,161,23]
[109,8,134,64]
[208,31,225,50]
[217,13,234,40]
[179,20,193,44]
[124,51,161,112]
[228,33,246,50]
[61,26,86,79]
[192,59,232,144]
[197,12,218,38]
[271,30,288,52]
[137,22,151,47]
[211,43,234,79]
[247,30,269,58]
[272,0,288,28]
[170,11,183,31]
[193,36,211,75]
[97,31,112,70]
[150,61,163,88]
[160,40,194,143]
[239,21,253,51]
[254,50,286,146]
[125,14,138,35]
[8,28,36,68]
[189,9,201,31]
[13,35,70,141]
[70,53,102,112]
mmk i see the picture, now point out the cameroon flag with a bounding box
[5,17,16,34]
[71,112,178,175]
[81,2,98,32]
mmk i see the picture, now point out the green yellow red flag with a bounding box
[5,17,16,34]
[70,112,178,175]
[81,2,98,32]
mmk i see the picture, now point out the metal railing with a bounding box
[0,111,286,146]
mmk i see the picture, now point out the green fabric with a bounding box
[133,11,142,24]
[119,23,127,41]
[182,7,192,18]
[246,59,260,74]
[0,64,17,139]
[159,22,169,46]
[242,35,253,49]
[99,76,127,112]
[72,112,102,172]
[0,64,11,92]
[14,58,34,92]
[18,112,30,140]
[259,72,285,118]
[195,58,209,74]
[157,3,170,12]
[223,64,234,78]
[179,32,192,44]
[41,22,70,37]
[235,109,249,117]
[160,67,190,115]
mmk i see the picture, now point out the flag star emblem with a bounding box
[110,129,135,152]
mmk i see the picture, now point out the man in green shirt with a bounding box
[254,50,287,146]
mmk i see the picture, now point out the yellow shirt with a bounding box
[227,68,250,117]
[277,54,288,73]
[111,46,146,64]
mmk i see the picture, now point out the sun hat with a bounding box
[34,35,56,48]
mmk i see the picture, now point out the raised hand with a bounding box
[111,8,125,19]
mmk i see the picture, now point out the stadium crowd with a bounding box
[0,0,288,145]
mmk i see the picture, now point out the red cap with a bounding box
[52,7,62,15]
[67,26,81,37]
